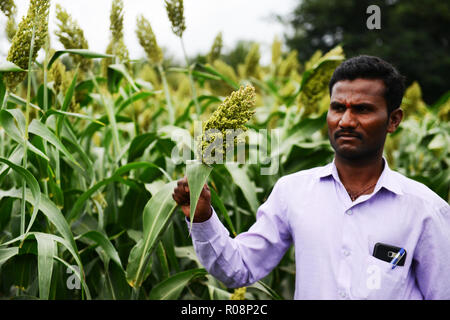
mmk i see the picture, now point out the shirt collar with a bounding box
[316,157,403,196]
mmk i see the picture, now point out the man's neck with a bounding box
[334,154,385,190]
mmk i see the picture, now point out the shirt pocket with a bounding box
[350,255,407,300]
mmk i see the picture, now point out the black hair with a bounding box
[329,55,406,114]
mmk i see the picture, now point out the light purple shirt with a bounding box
[188,158,450,299]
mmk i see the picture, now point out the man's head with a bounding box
[327,55,405,162]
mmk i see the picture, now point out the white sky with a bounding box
[0,0,297,65]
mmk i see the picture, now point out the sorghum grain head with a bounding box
[165,0,186,38]
[136,15,163,65]
[207,32,223,64]
[199,85,256,164]
[55,4,92,75]
[3,0,50,90]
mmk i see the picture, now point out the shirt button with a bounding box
[343,249,350,257]
[347,209,353,215]
[339,290,347,298]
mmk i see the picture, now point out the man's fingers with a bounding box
[200,183,210,199]
[173,190,190,205]
[177,177,189,193]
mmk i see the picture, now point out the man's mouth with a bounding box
[335,132,362,140]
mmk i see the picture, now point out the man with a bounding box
[172,55,450,299]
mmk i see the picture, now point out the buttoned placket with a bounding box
[332,169,383,299]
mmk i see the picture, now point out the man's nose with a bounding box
[339,108,358,128]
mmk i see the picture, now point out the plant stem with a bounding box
[90,71,121,163]
[180,38,201,117]
[1,90,8,110]
[43,35,49,112]
[0,91,8,158]
[105,263,116,300]
[131,287,140,300]
[157,63,175,124]
[42,35,50,197]
[21,21,37,236]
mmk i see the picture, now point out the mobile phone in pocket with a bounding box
[372,242,407,266]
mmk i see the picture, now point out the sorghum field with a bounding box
[0,0,448,300]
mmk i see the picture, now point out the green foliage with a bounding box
[0,1,448,301]
[284,0,450,104]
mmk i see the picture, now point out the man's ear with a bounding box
[387,108,403,133]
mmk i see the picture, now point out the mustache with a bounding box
[334,129,362,140]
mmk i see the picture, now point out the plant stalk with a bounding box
[157,63,175,124]
[0,91,8,158]
[180,38,201,117]
[21,21,37,236]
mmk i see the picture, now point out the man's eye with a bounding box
[354,105,368,112]
[331,104,345,111]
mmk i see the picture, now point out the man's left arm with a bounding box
[414,203,450,299]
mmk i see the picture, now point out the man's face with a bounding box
[327,78,399,161]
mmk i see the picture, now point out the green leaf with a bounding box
[78,231,122,269]
[0,247,19,267]
[0,157,41,234]
[167,67,222,81]
[126,239,153,288]
[35,233,56,300]
[67,162,169,223]
[198,63,239,90]
[117,91,155,115]
[0,74,5,103]
[224,163,259,215]
[0,189,81,275]
[186,161,213,233]
[28,119,81,169]
[125,181,178,288]
[61,70,78,112]
[0,109,25,142]
[0,228,90,299]
[45,109,105,126]
[48,49,113,69]
[156,241,170,280]
[0,61,25,72]
[148,268,207,300]
[0,144,22,177]
[108,64,139,92]
[209,185,236,236]
[127,132,157,162]
[8,93,42,112]
[249,281,284,300]
[0,110,49,161]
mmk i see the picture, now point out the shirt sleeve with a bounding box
[187,178,293,288]
[413,203,450,299]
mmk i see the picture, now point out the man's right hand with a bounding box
[172,176,212,223]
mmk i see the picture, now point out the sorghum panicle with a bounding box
[199,85,256,164]
[103,0,130,73]
[0,0,15,17]
[243,43,261,79]
[299,46,344,115]
[136,15,163,65]
[4,0,50,90]
[55,4,92,75]
[278,50,300,79]
[401,82,428,118]
[0,0,17,40]
[207,32,222,64]
[271,36,282,66]
[230,287,246,300]
[165,0,186,38]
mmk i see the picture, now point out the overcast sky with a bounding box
[0,0,297,65]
